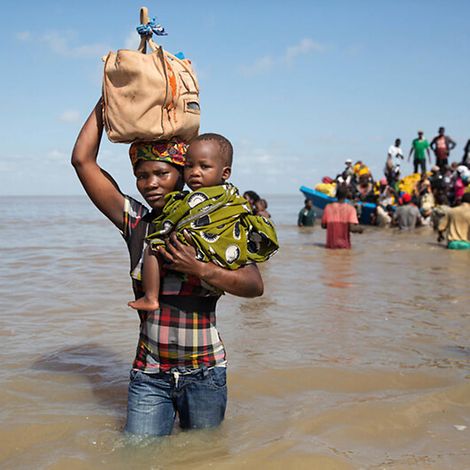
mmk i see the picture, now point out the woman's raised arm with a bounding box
[71,99,125,230]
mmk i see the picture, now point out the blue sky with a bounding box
[1,0,470,196]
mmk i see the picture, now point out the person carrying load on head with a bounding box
[72,7,274,438]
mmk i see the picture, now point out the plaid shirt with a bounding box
[122,196,226,372]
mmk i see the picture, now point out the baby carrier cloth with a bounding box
[147,184,279,269]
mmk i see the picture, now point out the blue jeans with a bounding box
[124,366,227,436]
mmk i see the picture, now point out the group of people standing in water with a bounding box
[335,127,469,208]
[374,128,470,248]
[305,127,470,250]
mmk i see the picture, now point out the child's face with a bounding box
[184,140,231,190]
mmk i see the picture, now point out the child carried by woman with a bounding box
[128,133,278,311]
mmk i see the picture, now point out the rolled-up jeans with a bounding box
[124,366,227,436]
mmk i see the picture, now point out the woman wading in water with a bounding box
[72,99,264,436]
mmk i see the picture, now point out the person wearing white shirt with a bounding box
[388,138,404,162]
[385,138,404,185]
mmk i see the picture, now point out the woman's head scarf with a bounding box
[129,139,188,168]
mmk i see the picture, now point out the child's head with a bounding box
[184,133,233,190]
[255,198,268,212]
[243,190,260,207]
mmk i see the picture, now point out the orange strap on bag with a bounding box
[102,7,200,144]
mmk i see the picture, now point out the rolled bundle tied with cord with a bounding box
[102,6,200,144]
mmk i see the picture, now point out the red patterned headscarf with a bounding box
[129,139,188,168]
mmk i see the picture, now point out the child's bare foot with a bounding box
[128,296,160,311]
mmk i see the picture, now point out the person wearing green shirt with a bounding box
[297,199,316,227]
[408,130,431,174]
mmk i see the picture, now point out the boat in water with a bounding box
[299,185,377,225]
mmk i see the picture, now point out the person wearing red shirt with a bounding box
[321,185,362,249]
[430,127,456,170]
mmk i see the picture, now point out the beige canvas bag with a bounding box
[102,9,200,143]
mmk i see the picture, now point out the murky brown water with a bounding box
[1,195,470,469]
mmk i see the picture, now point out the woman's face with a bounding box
[134,160,183,211]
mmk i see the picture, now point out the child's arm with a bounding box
[128,245,161,311]
[71,99,125,230]
[158,232,264,298]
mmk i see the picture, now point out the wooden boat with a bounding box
[299,185,376,225]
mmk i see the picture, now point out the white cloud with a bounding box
[284,38,324,63]
[124,29,140,50]
[17,30,109,58]
[43,31,109,57]
[240,38,325,76]
[240,55,275,76]
[227,137,329,194]
[98,147,126,165]
[59,110,81,123]
[46,149,68,163]
[251,148,274,164]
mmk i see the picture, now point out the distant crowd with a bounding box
[302,127,470,249]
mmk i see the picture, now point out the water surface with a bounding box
[1,195,469,469]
